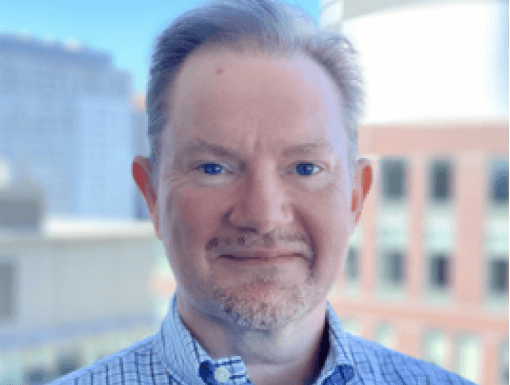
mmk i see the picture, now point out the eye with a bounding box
[197,162,226,175]
[294,162,321,176]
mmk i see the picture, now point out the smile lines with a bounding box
[206,233,313,262]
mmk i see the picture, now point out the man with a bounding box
[51,0,476,384]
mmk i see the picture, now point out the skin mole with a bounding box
[216,67,225,74]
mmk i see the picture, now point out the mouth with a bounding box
[219,253,303,263]
[221,254,258,260]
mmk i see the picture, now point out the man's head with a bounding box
[133,0,372,331]
[146,0,364,189]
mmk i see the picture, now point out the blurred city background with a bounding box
[0,0,508,384]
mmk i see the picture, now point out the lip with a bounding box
[212,240,312,256]
[218,252,304,263]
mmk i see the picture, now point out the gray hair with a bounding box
[147,0,364,187]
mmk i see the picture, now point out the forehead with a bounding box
[166,46,346,155]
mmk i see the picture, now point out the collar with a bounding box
[155,294,356,385]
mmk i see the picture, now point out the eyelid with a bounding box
[191,160,325,175]
[192,161,233,174]
[289,161,323,175]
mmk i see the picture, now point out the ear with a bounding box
[351,158,373,226]
[132,156,160,239]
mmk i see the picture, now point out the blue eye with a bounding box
[295,163,319,176]
[198,163,225,175]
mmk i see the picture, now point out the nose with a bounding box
[226,167,293,234]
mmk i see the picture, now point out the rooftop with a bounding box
[0,217,156,245]
[0,32,112,67]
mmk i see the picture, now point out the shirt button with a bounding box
[213,367,231,383]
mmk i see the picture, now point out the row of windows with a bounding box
[345,248,509,296]
[423,333,508,385]
[380,158,509,204]
[23,354,82,385]
[12,330,507,385]
[0,69,129,97]
[4,251,503,321]
[343,319,508,385]
[0,326,154,385]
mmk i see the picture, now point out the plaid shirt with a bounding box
[49,294,476,385]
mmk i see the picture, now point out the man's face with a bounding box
[154,47,361,329]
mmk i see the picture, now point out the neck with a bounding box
[242,320,330,385]
[177,295,329,385]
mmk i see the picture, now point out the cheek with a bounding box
[163,187,224,257]
[158,188,220,291]
[305,183,352,275]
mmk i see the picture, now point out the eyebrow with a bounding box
[178,139,244,160]
[281,141,334,157]
[178,138,333,160]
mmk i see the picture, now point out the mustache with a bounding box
[206,233,313,257]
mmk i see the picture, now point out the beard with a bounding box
[209,265,320,330]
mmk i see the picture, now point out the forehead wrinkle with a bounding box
[168,49,348,172]
[177,138,245,161]
[177,138,337,163]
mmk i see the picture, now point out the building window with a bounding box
[491,160,509,204]
[502,341,509,385]
[57,354,82,377]
[341,318,359,336]
[429,253,449,289]
[456,335,480,384]
[381,158,406,200]
[374,323,395,349]
[23,368,53,385]
[382,251,405,285]
[345,247,358,280]
[488,258,509,295]
[0,262,15,321]
[430,159,452,201]
[423,330,449,368]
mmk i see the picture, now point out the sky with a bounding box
[0,0,320,94]
[1,1,506,121]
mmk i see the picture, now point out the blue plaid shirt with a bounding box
[49,294,476,385]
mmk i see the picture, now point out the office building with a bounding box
[317,1,508,384]
[0,33,134,219]
[131,94,150,221]
[0,219,159,384]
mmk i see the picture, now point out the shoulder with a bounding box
[343,333,477,385]
[47,333,173,385]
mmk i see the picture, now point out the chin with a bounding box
[209,276,321,330]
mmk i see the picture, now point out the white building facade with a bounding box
[0,220,160,385]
